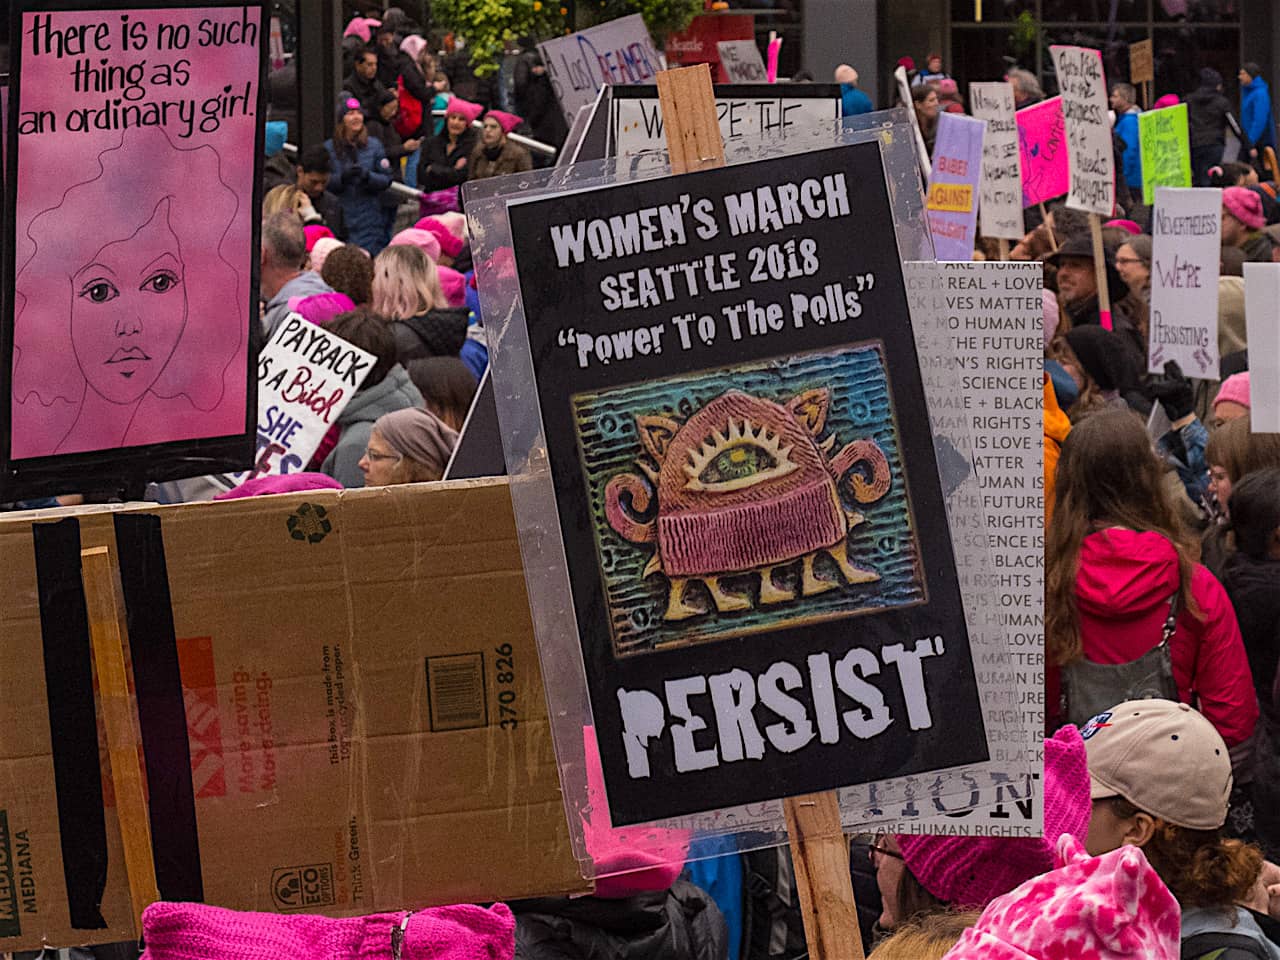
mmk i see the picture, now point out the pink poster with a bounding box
[7,3,262,466]
[1016,96,1069,208]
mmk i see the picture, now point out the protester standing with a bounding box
[1241,62,1276,162]
[1188,69,1237,185]
[469,111,534,181]
[326,96,394,255]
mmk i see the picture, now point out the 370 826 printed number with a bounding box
[495,643,518,730]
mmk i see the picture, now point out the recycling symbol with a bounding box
[287,503,332,544]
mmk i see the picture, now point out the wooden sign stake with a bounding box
[997,237,1011,261]
[655,63,865,960]
[1040,202,1058,252]
[1089,213,1113,330]
[82,545,160,931]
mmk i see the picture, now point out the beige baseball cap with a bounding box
[1080,699,1233,831]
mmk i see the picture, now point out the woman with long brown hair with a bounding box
[1045,409,1256,752]
[324,96,394,255]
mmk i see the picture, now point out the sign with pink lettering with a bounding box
[213,313,374,489]
[3,0,264,499]
[538,14,664,130]
[926,112,985,261]
[1016,96,1068,208]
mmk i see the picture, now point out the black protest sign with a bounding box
[2,0,264,500]
[508,142,986,825]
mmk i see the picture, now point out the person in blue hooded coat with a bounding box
[325,95,394,255]
[1240,62,1276,160]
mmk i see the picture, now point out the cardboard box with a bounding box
[0,478,586,951]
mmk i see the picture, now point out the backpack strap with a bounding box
[1181,930,1273,959]
[1162,589,1181,645]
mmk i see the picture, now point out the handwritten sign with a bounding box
[716,40,766,84]
[927,112,986,260]
[1148,188,1220,377]
[5,1,264,499]
[1244,263,1280,433]
[538,15,663,129]
[1051,45,1115,216]
[1139,104,1191,205]
[1129,39,1153,85]
[970,82,1024,239]
[1016,96,1069,208]
[249,314,375,478]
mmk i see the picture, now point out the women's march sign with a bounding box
[2,0,265,498]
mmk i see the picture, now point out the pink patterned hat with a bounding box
[942,835,1180,959]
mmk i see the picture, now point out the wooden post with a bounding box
[1089,213,1113,330]
[82,545,160,930]
[997,237,1010,261]
[656,63,865,960]
[1040,202,1058,251]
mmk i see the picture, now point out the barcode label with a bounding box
[426,653,487,731]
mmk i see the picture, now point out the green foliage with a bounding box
[431,0,567,75]
[581,0,705,41]
[1009,10,1039,63]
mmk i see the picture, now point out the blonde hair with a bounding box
[371,244,445,321]
[869,911,980,959]
[263,184,309,218]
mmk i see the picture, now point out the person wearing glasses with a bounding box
[358,407,458,486]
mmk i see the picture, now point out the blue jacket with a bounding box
[1242,76,1276,150]
[840,84,873,116]
[324,136,394,255]
[1115,108,1142,189]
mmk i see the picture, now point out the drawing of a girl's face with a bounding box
[70,198,187,404]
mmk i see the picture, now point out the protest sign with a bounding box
[538,15,663,129]
[1148,188,1221,377]
[609,84,841,162]
[1129,38,1154,85]
[1016,96,1068,208]
[3,0,264,499]
[927,112,985,260]
[717,40,767,84]
[970,82,1023,240]
[496,141,986,826]
[1050,45,1115,215]
[895,64,931,179]
[1244,263,1280,432]
[1140,104,1192,204]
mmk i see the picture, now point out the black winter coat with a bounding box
[1223,553,1280,713]
[1187,85,1233,147]
[418,128,479,192]
[513,882,728,960]
[390,307,470,363]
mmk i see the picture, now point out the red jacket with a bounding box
[1048,529,1258,747]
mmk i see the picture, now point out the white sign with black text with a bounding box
[969,82,1024,240]
[716,40,767,83]
[1050,45,1115,216]
[1148,187,1221,377]
[538,15,664,129]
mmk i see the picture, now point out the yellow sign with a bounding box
[926,182,974,213]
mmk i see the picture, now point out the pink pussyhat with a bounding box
[581,726,690,897]
[390,227,442,262]
[140,900,514,960]
[898,724,1093,909]
[1153,94,1180,110]
[444,96,483,125]
[414,217,465,258]
[214,473,343,500]
[1103,219,1141,235]
[437,265,467,307]
[485,110,523,135]
[1214,371,1251,411]
[304,224,335,252]
[941,835,1180,959]
[343,16,381,42]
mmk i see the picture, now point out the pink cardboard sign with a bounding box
[1016,96,1069,208]
[7,3,263,478]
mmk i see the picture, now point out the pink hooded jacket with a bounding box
[1048,529,1258,748]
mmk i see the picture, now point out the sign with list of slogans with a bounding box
[970,82,1024,239]
[927,112,986,261]
[1148,187,1221,377]
[504,142,987,825]
[716,40,767,84]
[538,15,664,130]
[1139,104,1192,205]
[1050,45,1115,216]
[3,0,265,499]
[1016,96,1069,208]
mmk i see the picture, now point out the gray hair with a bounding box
[262,211,307,271]
[1007,68,1044,100]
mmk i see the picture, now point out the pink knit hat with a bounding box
[444,96,483,124]
[303,224,335,252]
[1103,218,1141,235]
[415,216,465,258]
[390,227,441,262]
[437,265,467,307]
[941,835,1180,960]
[1214,371,1251,411]
[1153,94,1180,110]
[898,725,1092,909]
[286,291,356,326]
[140,900,515,960]
[343,16,380,42]
[435,211,468,240]
[400,34,428,63]
[1224,186,1266,230]
[485,109,523,135]
[310,236,343,272]
[214,473,343,500]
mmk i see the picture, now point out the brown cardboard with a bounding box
[0,478,587,951]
